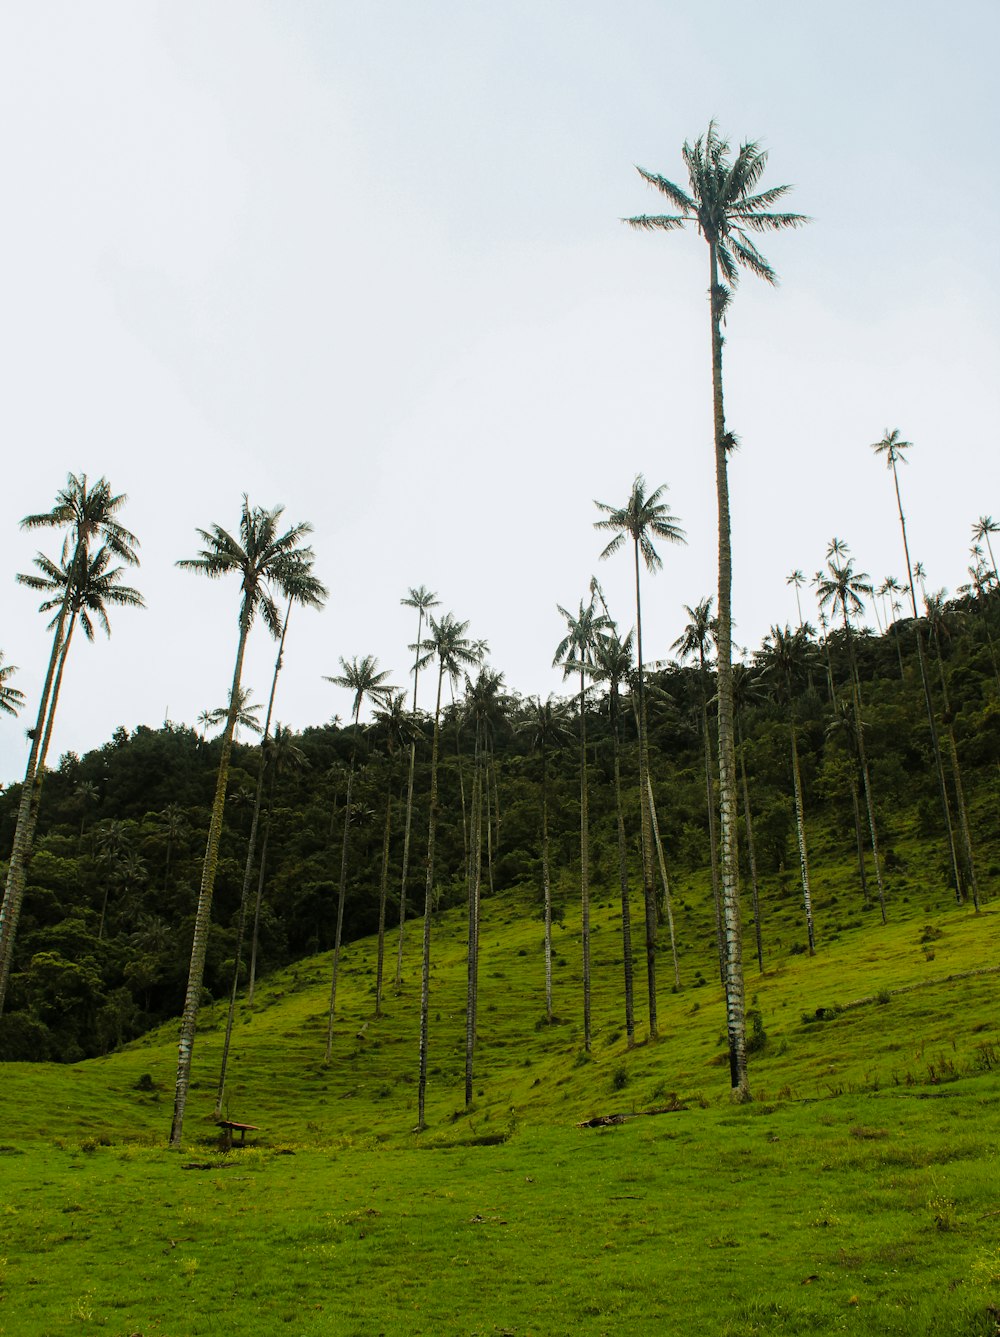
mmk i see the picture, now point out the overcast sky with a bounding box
[1,1,997,784]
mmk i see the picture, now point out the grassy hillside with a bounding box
[2,858,999,1335]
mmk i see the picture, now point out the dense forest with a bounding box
[1,570,997,1068]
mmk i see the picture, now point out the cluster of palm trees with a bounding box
[5,125,996,1133]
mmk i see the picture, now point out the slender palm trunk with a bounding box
[632,542,658,1036]
[485,745,496,900]
[843,621,887,924]
[610,687,635,1047]
[931,624,980,911]
[374,770,395,1017]
[541,748,553,1023]
[849,774,870,906]
[247,786,274,1004]
[710,243,748,1100]
[417,665,445,1130]
[698,654,725,985]
[170,603,251,1146]
[216,602,292,1114]
[465,724,483,1104]
[578,666,592,1052]
[890,460,964,900]
[451,682,469,871]
[395,606,427,988]
[0,579,76,1013]
[325,712,361,1062]
[646,770,680,989]
[736,714,764,974]
[788,721,815,954]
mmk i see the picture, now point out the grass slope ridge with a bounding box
[2,873,1000,1335]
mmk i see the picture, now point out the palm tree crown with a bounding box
[178,500,316,640]
[626,121,808,298]
[18,543,144,641]
[325,655,396,725]
[594,475,685,571]
[0,653,25,718]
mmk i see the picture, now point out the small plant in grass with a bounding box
[929,1195,959,1232]
[612,1065,629,1091]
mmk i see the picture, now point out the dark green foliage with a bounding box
[1,581,998,1060]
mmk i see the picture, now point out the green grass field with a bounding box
[2,860,999,1335]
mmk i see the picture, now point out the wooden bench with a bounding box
[217,1119,261,1150]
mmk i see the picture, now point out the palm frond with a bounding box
[634,166,695,212]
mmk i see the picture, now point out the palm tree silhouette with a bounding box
[923,591,979,911]
[627,126,806,1098]
[462,666,508,1103]
[591,629,639,1047]
[554,594,612,1053]
[1,475,139,1014]
[369,691,421,1018]
[395,586,439,989]
[672,598,725,983]
[759,625,819,953]
[786,570,806,629]
[416,613,478,1128]
[817,556,888,924]
[871,429,964,902]
[0,653,25,718]
[972,516,999,585]
[519,696,573,1025]
[170,498,316,1146]
[3,542,142,1007]
[323,655,395,1060]
[594,475,684,1036]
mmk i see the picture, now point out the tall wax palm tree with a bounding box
[590,629,639,1047]
[594,475,685,1037]
[0,654,25,717]
[817,555,888,923]
[759,625,819,953]
[871,430,963,901]
[923,591,980,911]
[369,692,421,1019]
[787,570,806,629]
[2,541,143,1008]
[17,541,143,833]
[395,586,439,989]
[879,576,907,679]
[323,655,395,1062]
[228,561,326,1025]
[462,666,507,1103]
[553,595,612,1053]
[672,598,725,983]
[972,517,999,586]
[416,613,478,1128]
[628,124,806,1100]
[170,499,316,1146]
[520,696,573,1024]
[1,475,139,1015]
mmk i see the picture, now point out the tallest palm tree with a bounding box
[626,124,806,1100]
[0,474,139,1015]
[170,499,317,1146]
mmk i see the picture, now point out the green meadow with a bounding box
[2,866,999,1337]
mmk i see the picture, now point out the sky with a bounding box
[1,1,997,784]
